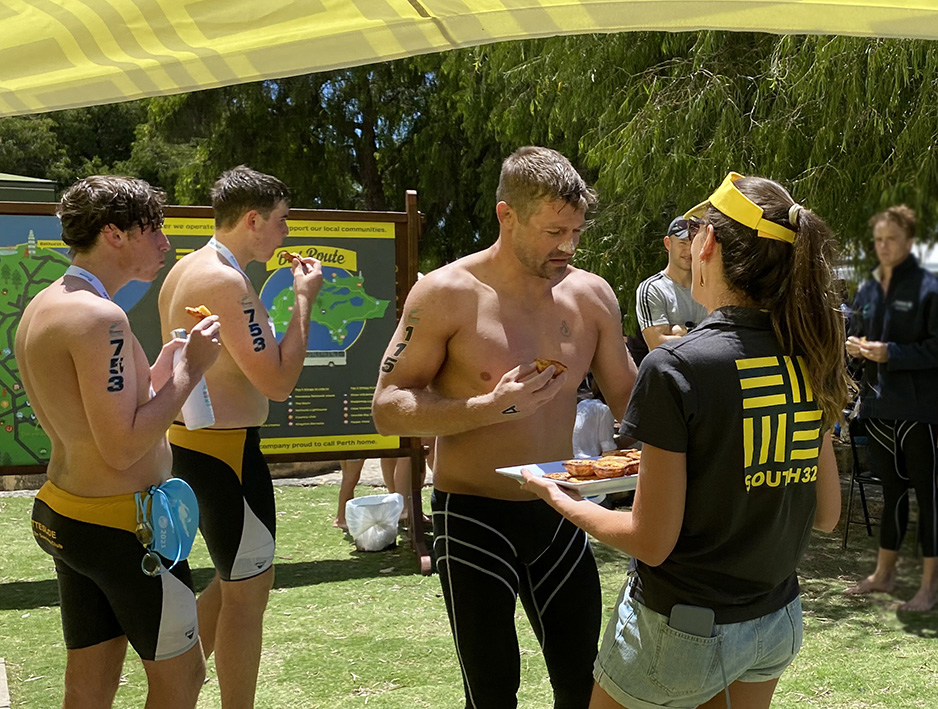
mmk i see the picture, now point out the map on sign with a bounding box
[259,263,390,366]
[0,217,155,466]
[0,229,66,465]
[1,215,403,467]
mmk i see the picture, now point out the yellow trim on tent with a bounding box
[2,1,938,117]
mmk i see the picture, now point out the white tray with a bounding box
[496,458,638,496]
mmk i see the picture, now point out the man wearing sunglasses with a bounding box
[635,216,708,354]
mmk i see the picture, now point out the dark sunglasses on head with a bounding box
[687,218,704,242]
[669,219,691,240]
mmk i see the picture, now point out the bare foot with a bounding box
[333,518,348,532]
[844,574,897,595]
[898,588,937,612]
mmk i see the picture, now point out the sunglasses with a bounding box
[686,218,705,242]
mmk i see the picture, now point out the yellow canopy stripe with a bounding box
[3,1,938,117]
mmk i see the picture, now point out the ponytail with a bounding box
[773,206,850,428]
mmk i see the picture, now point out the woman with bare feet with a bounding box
[844,205,938,612]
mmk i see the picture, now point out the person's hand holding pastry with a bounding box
[185,305,212,321]
[533,358,567,378]
[845,335,868,358]
[858,338,889,363]
[291,253,323,296]
[488,360,568,421]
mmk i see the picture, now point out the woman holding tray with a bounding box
[522,172,848,709]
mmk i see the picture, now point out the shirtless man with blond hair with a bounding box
[19,175,221,708]
[372,146,636,708]
[158,165,322,708]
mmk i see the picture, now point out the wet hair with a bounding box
[211,165,291,230]
[496,146,597,221]
[705,176,849,426]
[869,204,916,240]
[58,176,165,254]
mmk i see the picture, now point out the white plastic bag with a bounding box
[345,493,404,551]
[572,398,616,458]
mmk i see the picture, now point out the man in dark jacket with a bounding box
[844,205,938,612]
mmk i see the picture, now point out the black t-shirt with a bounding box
[620,306,822,624]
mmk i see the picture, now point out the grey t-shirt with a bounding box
[635,271,708,332]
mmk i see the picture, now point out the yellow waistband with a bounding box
[36,481,139,534]
[168,424,248,479]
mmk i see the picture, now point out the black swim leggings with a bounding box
[431,490,601,709]
[865,418,938,557]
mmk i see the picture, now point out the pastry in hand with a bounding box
[184,305,212,321]
[534,358,567,377]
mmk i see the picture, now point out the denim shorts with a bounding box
[594,586,803,709]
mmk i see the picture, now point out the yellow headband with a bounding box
[683,172,796,244]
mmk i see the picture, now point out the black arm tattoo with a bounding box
[381,324,417,373]
[107,330,125,392]
[244,306,267,352]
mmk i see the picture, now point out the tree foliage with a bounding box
[4,32,938,331]
[435,33,938,330]
[0,102,147,187]
[140,63,438,210]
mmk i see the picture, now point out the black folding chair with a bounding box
[842,417,883,549]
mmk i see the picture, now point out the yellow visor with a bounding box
[683,172,796,244]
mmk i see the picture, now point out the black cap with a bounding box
[667,217,689,240]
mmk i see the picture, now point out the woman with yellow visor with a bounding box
[522,172,849,709]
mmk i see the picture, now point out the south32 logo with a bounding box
[736,356,822,493]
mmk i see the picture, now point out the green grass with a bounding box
[1,485,936,708]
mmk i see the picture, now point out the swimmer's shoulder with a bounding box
[406,254,489,306]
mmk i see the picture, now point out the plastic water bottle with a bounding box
[171,328,215,430]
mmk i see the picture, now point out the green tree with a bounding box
[11,31,938,331]
[143,62,440,210]
[50,102,147,183]
[0,115,67,181]
[115,122,199,204]
[140,59,494,269]
[0,101,152,189]
[436,33,938,330]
